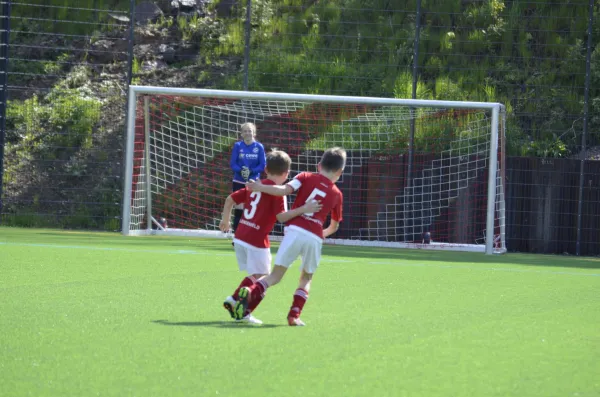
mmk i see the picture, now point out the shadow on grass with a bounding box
[320,245,600,270]
[151,319,282,329]
[10,229,600,270]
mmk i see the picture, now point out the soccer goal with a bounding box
[122,86,506,254]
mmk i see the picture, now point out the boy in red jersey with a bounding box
[219,150,321,324]
[237,147,346,326]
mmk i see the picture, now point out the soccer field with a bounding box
[1,227,599,397]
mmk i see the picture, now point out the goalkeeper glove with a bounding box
[241,166,250,181]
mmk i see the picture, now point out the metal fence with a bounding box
[0,0,598,255]
[0,0,134,231]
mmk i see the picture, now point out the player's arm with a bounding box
[219,195,235,232]
[246,179,294,196]
[276,200,322,223]
[323,220,340,238]
[220,190,245,232]
[323,193,343,238]
[230,144,242,172]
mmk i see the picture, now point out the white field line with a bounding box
[366,260,600,277]
[0,242,598,277]
[0,241,354,262]
[0,241,233,256]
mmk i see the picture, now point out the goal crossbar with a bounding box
[128,85,504,110]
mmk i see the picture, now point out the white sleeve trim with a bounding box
[287,178,302,191]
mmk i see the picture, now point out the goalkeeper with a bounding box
[229,122,266,232]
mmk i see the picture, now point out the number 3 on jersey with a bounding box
[305,188,327,216]
[244,192,262,219]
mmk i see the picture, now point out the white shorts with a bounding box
[275,227,322,274]
[233,239,272,275]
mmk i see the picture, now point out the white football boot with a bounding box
[238,314,263,325]
[287,317,306,326]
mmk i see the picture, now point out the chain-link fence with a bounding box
[0,0,134,230]
[1,0,598,254]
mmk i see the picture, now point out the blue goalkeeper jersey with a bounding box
[230,140,266,183]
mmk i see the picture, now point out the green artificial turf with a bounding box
[1,227,599,396]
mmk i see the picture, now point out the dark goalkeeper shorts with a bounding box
[232,181,245,193]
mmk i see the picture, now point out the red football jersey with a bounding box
[286,172,343,239]
[231,179,286,248]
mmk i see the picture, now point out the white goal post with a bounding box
[122,86,507,254]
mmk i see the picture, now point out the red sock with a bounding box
[232,276,256,300]
[288,288,309,319]
[246,279,268,316]
[251,279,268,298]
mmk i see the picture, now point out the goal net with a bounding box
[122,87,506,254]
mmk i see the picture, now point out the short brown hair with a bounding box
[320,147,346,172]
[266,150,291,175]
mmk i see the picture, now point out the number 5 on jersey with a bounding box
[244,192,262,219]
[304,188,327,216]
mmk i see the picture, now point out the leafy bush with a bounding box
[3,65,106,228]
[523,138,569,158]
[8,91,101,155]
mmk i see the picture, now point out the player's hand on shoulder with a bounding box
[302,199,322,214]
[246,179,262,191]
